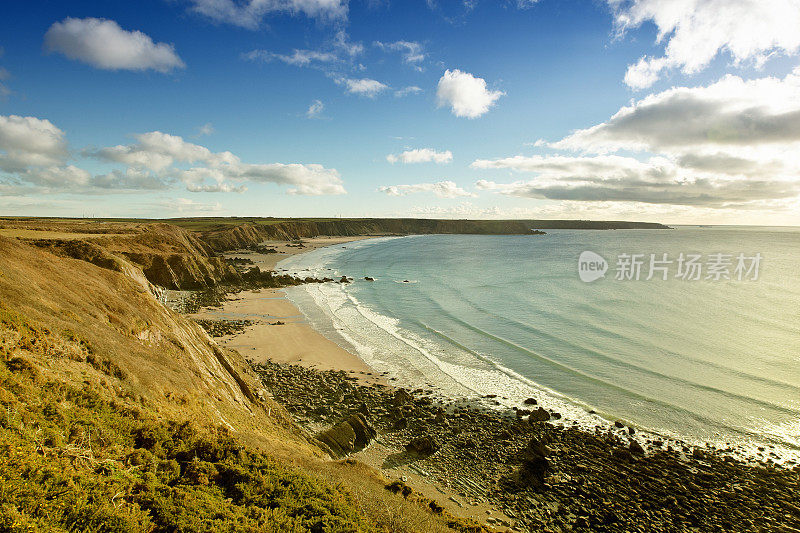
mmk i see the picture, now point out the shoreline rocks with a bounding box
[252,359,800,533]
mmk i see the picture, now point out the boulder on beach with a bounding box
[406,435,440,456]
[516,438,550,486]
[393,389,413,406]
[629,439,645,455]
[364,276,374,281]
[316,413,377,459]
[523,398,538,405]
[528,407,551,423]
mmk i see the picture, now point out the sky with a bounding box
[1,0,800,225]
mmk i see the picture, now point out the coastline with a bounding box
[193,235,385,384]
[188,234,800,532]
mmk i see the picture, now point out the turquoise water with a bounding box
[279,227,800,457]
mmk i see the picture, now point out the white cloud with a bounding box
[186,0,348,29]
[335,77,389,98]
[93,131,346,195]
[436,69,504,118]
[169,197,223,214]
[195,122,215,137]
[333,31,364,57]
[553,68,800,153]
[91,168,170,190]
[306,99,325,119]
[395,86,423,98]
[44,18,185,73]
[609,0,800,88]
[374,40,425,64]
[0,115,69,172]
[243,48,338,66]
[379,180,476,198]
[25,165,91,187]
[0,116,344,195]
[386,148,453,164]
[472,69,800,209]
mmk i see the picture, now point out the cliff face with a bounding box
[30,223,241,290]
[199,219,540,251]
[0,235,309,455]
[198,218,670,252]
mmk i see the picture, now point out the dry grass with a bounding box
[0,229,129,240]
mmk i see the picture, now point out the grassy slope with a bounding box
[0,235,469,532]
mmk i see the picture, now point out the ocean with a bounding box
[278,227,800,459]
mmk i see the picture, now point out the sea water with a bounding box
[278,227,800,458]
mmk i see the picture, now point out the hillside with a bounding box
[0,231,474,532]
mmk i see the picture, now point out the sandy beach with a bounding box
[193,235,384,384]
[223,235,373,270]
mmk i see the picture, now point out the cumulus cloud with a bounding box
[379,180,476,198]
[306,99,325,119]
[609,0,800,88]
[386,148,453,164]
[475,173,799,207]
[90,168,170,190]
[44,18,185,73]
[436,69,504,118]
[186,0,348,28]
[0,115,69,172]
[0,115,345,195]
[473,68,800,209]
[554,69,800,153]
[334,77,389,98]
[92,131,346,195]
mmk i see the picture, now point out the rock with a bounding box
[523,398,538,405]
[393,389,413,406]
[364,276,374,281]
[316,413,377,459]
[614,420,625,428]
[612,448,632,461]
[528,408,551,423]
[406,435,440,456]
[339,276,351,283]
[517,438,550,486]
[629,439,645,455]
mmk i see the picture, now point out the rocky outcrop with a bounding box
[316,414,377,458]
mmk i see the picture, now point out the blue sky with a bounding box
[1,0,799,224]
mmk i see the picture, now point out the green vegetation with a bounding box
[0,310,372,532]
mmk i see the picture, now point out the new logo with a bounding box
[578,251,607,283]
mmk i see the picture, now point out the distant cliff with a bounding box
[196,218,669,252]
